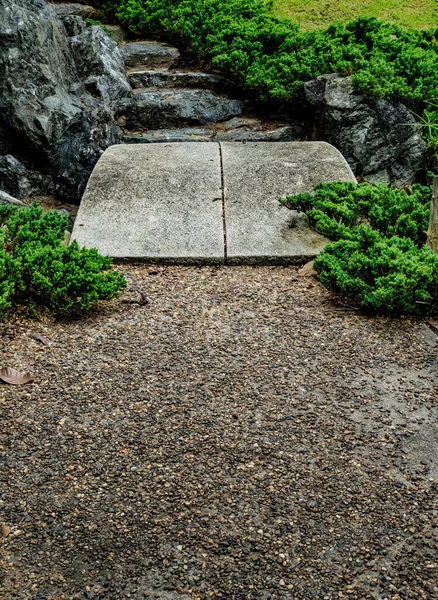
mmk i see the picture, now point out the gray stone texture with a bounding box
[104,25,126,43]
[122,129,214,144]
[0,155,53,198]
[128,70,232,93]
[121,41,181,72]
[215,126,294,142]
[72,143,224,261]
[0,123,11,155]
[121,125,295,144]
[118,89,244,130]
[304,74,426,186]
[72,142,356,263]
[221,141,356,264]
[70,25,131,104]
[0,0,124,200]
[0,190,26,207]
[61,15,87,37]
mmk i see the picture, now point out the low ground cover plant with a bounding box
[281,182,438,314]
[0,204,126,317]
[103,0,438,161]
[107,0,438,108]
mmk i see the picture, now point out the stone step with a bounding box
[215,126,294,142]
[117,88,244,130]
[121,41,181,72]
[50,3,100,19]
[121,124,294,144]
[122,129,214,144]
[128,70,232,93]
[71,142,356,263]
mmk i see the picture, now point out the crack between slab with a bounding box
[218,142,228,264]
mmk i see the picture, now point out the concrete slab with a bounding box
[72,141,355,264]
[220,141,356,264]
[72,144,224,262]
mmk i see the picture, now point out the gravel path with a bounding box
[1,265,437,600]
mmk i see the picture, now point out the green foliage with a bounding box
[0,204,126,317]
[107,0,438,110]
[282,182,438,314]
[281,181,431,245]
[414,102,438,166]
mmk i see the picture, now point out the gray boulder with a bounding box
[304,74,425,186]
[0,155,53,198]
[0,0,121,201]
[70,25,131,105]
[0,190,26,207]
[118,89,244,130]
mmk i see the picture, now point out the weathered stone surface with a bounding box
[0,124,11,155]
[121,41,181,72]
[72,144,224,261]
[304,74,426,186]
[222,117,261,130]
[0,155,53,198]
[61,15,86,37]
[0,0,120,201]
[73,141,355,263]
[104,25,126,43]
[128,70,231,93]
[215,126,294,142]
[221,141,356,264]
[70,25,131,104]
[51,3,100,19]
[0,190,26,207]
[122,128,214,144]
[118,89,244,129]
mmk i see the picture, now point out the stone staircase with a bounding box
[116,39,294,144]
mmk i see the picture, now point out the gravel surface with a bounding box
[1,265,437,600]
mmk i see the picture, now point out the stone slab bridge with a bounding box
[71,142,355,264]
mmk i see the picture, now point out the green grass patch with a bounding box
[272,0,438,31]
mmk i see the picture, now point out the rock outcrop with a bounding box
[0,190,26,206]
[0,0,130,201]
[304,74,425,186]
[70,25,131,104]
[0,155,53,198]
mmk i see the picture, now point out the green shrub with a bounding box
[282,182,438,314]
[108,0,438,109]
[281,181,431,245]
[0,204,126,317]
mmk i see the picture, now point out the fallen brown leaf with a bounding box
[0,367,33,385]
